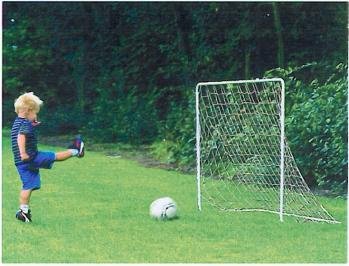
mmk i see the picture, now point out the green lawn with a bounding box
[2,131,347,263]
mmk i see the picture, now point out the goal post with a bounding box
[195,78,339,224]
[279,78,285,222]
[196,83,202,211]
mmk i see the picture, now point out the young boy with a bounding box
[11,92,85,222]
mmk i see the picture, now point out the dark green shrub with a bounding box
[265,63,347,194]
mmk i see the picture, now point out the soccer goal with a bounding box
[195,78,339,223]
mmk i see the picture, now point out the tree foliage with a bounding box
[2,2,347,193]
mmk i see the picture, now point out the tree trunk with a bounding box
[173,4,191,85]
[272,2,284,68]
[244,49,251,79]
[72,47,85,115]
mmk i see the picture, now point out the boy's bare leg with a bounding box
[19,189,32,205]
[55,150,76,161]
[17,189,32,221]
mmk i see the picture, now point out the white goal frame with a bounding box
[195,78,339,223]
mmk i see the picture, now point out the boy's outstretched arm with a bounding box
[17,134,30,161]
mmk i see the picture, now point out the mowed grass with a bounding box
[2,132,347,263]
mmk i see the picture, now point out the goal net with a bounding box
[195,78,338,223]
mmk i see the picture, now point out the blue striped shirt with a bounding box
[11,117,38,165]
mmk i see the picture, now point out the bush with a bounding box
[86,77,160,144]
[158,63,347,195]
[151,87,196,171]
[264,63,347,194]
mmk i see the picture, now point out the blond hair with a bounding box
[14,92,43,114]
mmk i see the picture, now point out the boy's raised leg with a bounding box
[55,150,77,161]
[55,134,85,161]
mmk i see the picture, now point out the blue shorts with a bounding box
[16,151,56,190]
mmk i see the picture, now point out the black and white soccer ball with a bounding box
[150,197,178,220]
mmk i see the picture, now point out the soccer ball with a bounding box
[150,197,178,220]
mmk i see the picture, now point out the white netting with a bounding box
[196,79,338,223]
